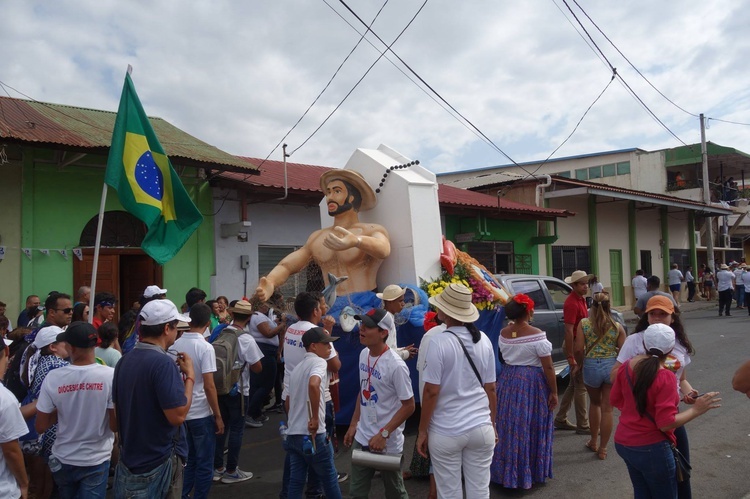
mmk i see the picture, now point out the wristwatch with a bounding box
[380,428,390,439]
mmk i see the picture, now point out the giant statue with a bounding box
[255,169,391,301]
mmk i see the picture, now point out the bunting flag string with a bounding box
[3,247,86,261]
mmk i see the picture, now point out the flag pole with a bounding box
[88,183,108,324]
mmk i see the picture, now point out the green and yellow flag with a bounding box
[105,74,203,265]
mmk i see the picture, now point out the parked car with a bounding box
[495,274,626,375]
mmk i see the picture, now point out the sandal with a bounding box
[585,441,598,453]
[597,447,608,460]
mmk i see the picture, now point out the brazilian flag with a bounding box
[105,74,203,265]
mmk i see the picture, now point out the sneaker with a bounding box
[259,414,270,423]
[221,468,254,484]
[245,416,264,428]
[270,402,285,413]
[337,472,349,483]
[213,468,225,482]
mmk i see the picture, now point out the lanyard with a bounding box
[364,347,388,399]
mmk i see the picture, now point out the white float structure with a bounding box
[319,144,443,289]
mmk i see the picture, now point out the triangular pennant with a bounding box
[58,249,68,260]
[72,248,83,261]
[39,249,50,256]
[22,248,32,259]
[0,246,5,260]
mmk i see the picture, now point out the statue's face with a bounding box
[325,180,354,216]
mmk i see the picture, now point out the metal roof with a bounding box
[219,157,571,219]
[0,96,255,171]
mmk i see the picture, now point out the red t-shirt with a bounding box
[611,362,678,446]
[563,293,588,333]
[92,317,104,345]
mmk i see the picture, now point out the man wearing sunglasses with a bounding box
[113,299,195,498]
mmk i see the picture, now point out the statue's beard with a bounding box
[328,201,354,216]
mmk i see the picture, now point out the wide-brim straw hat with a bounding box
[428,283,479,323]
[319,169,377,212]
[565,270,594,284]
[377,284,406,301]
[720,264,730,270]
[229,299,253,314]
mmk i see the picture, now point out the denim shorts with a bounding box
[583,357,616,388]
[669,284,681,292]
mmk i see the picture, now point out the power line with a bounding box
[708,117,750,127]
[253,0,391,171]
[570,0,699,118]
[289,0,430,156]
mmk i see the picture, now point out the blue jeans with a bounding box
[736,286,745,307]
[248,344,278,419]
[114,453,181,499]
[214,393,244,473]
[286,434,342,499]
[616,440,676,499]
[675,425,691,499]
[52,460,109,499]
[184,416,216,499]
[279,403,331,498]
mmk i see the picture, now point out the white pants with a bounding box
[428,424,494,499]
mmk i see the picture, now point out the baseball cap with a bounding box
[302,327,339,348]
[33,326,64,349]
[644,295,675,315]
[56,321,98,348]
[139,299,190,326]
[143,285,168,299]
[643,323,675,355]
[354,308,394,331]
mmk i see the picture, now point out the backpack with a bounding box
[212,325,245,395]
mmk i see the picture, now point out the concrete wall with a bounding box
[549,196,589,246]
[211,191,320,299]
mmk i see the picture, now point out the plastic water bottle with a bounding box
[279,421,288,442]
[302,435,315,455]
[48,455,62,473]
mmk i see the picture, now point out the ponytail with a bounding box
[465,322,481,344]
[632,349,666,416]
[21,343,39,388]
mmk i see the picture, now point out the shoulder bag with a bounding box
[445,330,483,388]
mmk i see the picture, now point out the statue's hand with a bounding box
[256,276,274,301]
[323,226,358,251]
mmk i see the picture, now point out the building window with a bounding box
[668,249,690,271]
[575,168,588,180]
[640,250,652,276]
[551,246,591,281]
[467,241,515,274]
[617,161,631,175]
[554,170,571,178]
[602,164,616,177]
[258,246,319,298]
[588,166,602,179]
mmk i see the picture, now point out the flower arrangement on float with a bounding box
[421,237,510,311]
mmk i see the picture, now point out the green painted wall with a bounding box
[0,162,23,316]
[5,147,214,313]
[443,215,540,274]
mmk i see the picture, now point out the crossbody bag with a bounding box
[445,330,483,387]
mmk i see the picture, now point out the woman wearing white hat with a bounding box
[611,323,720,498]
[417,283,496,499]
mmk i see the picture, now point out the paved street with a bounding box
[205,304,750,498]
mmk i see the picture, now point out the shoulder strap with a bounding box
[445,330,483,387]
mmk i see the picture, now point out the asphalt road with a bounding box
[205,306,750,498]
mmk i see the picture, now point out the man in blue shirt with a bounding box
[113,299,195,498]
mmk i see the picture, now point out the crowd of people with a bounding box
[0,266,744,499]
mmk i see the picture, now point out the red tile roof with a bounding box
[221,157,571,218]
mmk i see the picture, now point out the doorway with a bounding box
[609,249,624,306]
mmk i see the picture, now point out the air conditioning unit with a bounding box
[722,234,731,248]
[694,231,702,247]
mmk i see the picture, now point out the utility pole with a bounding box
[701,113,715,272]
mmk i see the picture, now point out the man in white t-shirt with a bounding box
[0,344,28,499]
[36,321,115,498]
[632,270,648,303]
[213,300,264,484]
[344,308,415,499]
[280,292,344,497]
[378,285,418,361]
[741,269,750,317]
[717,263,736,317]
[285,327,342,498]
[734,263,746,309]
[173,303,223,498]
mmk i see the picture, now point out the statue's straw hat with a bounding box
[320,169,377,212]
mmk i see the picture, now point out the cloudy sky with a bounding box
[2,0,749,174]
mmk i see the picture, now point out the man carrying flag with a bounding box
[105,73,203,266]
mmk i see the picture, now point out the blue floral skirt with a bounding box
[490,364,554,489]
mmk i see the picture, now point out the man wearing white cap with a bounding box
[113,299,196,498]
[554,270,591,433]
[143,285,167,300]
[378,285,418,361]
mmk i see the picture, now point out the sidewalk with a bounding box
[614,297,718,324]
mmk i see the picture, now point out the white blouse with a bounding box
[499,332,552,368]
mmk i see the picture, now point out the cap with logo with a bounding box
[56,321,99,348]
[354,308,395,331]
[302,326,339,348]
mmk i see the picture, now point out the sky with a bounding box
[2,0,750,174]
